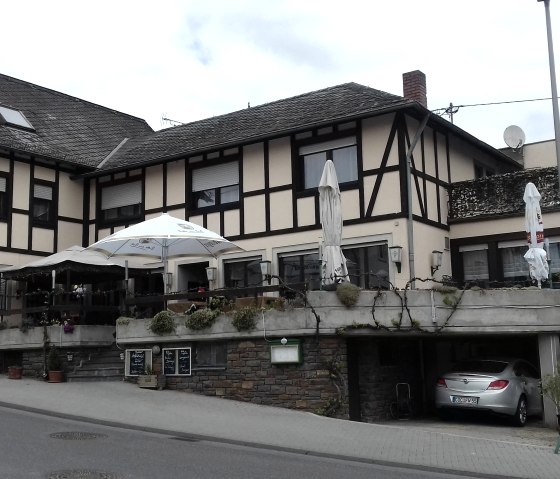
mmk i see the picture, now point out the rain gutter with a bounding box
[405,112,431,289]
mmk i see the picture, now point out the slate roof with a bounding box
[98,82,414,171]
[0,73,153,169]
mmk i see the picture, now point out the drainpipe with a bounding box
[406,113,431,289]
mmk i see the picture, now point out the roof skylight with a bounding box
[0,105,34,131]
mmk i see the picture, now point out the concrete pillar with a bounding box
[538,333,560,428]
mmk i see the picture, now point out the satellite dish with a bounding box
[503,125,526,149]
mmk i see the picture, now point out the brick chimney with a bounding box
[402,70,427,108]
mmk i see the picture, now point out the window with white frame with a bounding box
[191,161,239,209]
[278,251,321,290]
[459,245,489,281]
[299,136,358,189]
[223,257,262,288]
[32,181,55,227]
[342,243,389,289]
[100,180,142,224]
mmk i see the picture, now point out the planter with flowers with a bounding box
[63,320,74,334]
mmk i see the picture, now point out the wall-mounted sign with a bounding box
[162,347,192,376]
[270,339,302,365]
[125,349,152,376]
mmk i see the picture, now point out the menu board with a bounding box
[128,350,146,376]
[178,349,191,375]
[162,348,191,376]
[163,349,176,375]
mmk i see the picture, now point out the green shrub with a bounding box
[116,317,131,326]
[47,346,62,371]
[149,311,175,335]
[541,365,560,410]
[335,282,361,308]
[185,308,219,330]
[231,307,258,331]
[208,296,231,311]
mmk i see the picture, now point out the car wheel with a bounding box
[511,396,527,427]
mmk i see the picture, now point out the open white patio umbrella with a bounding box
[319,160,349,286]
[86,213,243,292]
[523,182,549,288]
[0,245,155,284]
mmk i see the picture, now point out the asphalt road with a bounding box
[1,407,487,479]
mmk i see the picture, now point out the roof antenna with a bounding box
[160,114,185,127]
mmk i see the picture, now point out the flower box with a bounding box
[137,374,158,388]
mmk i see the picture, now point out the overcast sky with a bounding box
[2,0,559,149]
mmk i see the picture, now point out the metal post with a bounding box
[405,113,431,289]
[539,0,560,194]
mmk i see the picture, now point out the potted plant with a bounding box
[137,365,158,388]
[541,365,560,431]
[47,346,64,383]
[7,365,23,379]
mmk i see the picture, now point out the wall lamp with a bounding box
[165,272,173,292]
[431,250,443,276]
[205,266,217,283]
[389,246,403,274]
[259,260,272,284]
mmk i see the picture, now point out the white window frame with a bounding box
[162,347,192,376]
[124,349,153,377]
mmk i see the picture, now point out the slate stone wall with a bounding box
[147,336,349,419]
[450,167,560,221]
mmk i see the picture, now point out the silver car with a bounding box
[435,359,542,426]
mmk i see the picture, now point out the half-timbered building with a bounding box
[2,70,560,428]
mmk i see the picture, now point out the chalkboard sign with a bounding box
[178,348,191,375]
[162,348,191,376]
[163,349,176,375]
[129,350,146,376]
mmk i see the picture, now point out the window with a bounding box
[278,252,321,290]
[0,175,8,221]
[474,163,495,179]
[195,342,227,367]
[343,244,389,289]
[223,258,261,288]
[499,242,530,283]
[32,182,55,227]
[100,181,141,224]
[299,136,358,189]
[547,241,560,278]
[0,105,34,131]
[191,161,239,209]
[459,245,489,281]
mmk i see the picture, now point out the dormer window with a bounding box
[0,105,34,131]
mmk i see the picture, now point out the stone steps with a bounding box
[66,346,125,383]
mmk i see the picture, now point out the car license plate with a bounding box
[451,396,478,405]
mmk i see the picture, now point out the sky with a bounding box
[2,0,560,149]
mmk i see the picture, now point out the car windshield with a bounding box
[451,360,508,374]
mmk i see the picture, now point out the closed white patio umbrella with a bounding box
[319,160,349,286]
[523,182,549,288]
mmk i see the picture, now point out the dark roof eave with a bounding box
[1,143,97,173]
[76,101,415,179]
[77,101,520,179]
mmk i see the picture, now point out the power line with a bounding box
[432,97,554,123]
